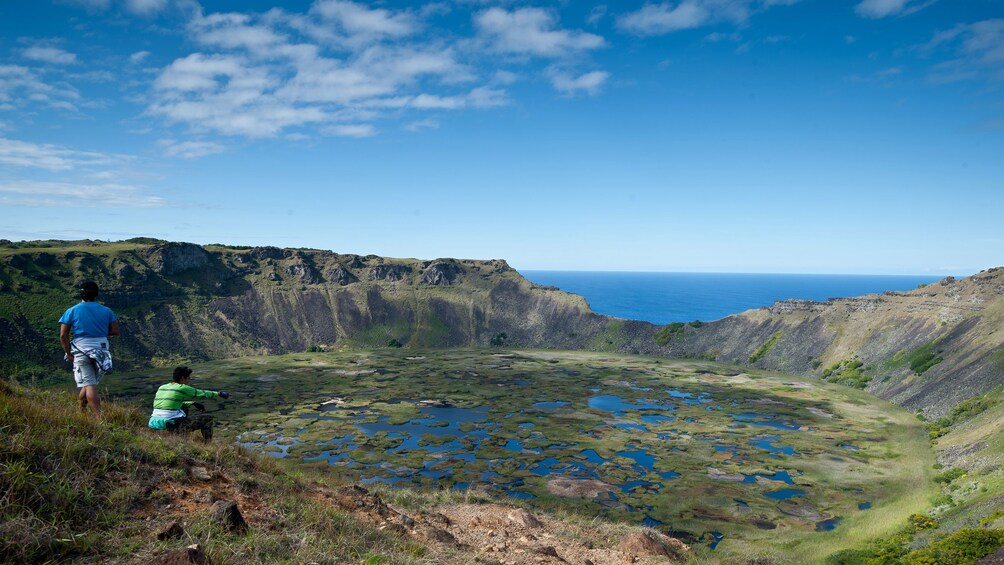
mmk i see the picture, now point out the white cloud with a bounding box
[412,86,508,109]
[618,2,713,35]
[0,64,82,114]
[322,123,376,137]
[142,3,605,139]
[159,139,227,158]
[0,180,166,208]
[617,0,797,36]
[153,53,260,92]
[125,0,170,16]
[492,70,519,84]
[404,118,439,132]
[475,7,606,57]
[0,137,119,170]
[924,20,1004,84]
[854,0,935,19]
[188,12,287,53]
[550,70,610,95]
[311,0,417,38]
[21,46,78,65]
[587,6,608,26]
[130,50,151,63]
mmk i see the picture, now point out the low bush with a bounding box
[903,528,1004,564]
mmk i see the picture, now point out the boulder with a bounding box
[157,520,185,541]
[506,508,542,529]
[332,485,394,521]
[210,500,248,534]
[153,544,207,564]
[415,524,458,546]
[617,531,669,558]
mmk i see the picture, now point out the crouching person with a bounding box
[148,366,230,441]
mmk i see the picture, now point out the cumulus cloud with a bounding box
[550,70,610,96]
[312,0,417,38]
[475,7,606,57]
[854,0,935,19]
[137,2,613,140]
[146,4,513,138]
[0,179,166,208]
[616,0,797,36]
[21,46,78,65]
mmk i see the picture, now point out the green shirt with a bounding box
[152,382,219,410]
[148,382,219,430]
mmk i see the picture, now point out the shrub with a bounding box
[908,514,938,531]
[821,357,872,389]
[934,468,966,484]
[748,330,783,364]
[653,323,685,346]
[903,528,1004,564]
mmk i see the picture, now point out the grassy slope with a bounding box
[0,379,434,564]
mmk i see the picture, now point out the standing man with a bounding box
[148,366,229,441]
[59,280,119,419]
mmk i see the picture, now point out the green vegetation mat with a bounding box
[107,348,940,562]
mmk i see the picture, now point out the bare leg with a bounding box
[81,386,101,420]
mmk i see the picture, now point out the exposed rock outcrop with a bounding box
[147,243,211,275]
[422,260,464,285]
[368,263,412,282]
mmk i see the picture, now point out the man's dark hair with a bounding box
[79,280,99,301]
[172,366,193,382]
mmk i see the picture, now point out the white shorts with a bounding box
[72,338,108,388]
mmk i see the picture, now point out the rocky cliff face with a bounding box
[0,240,620,370]
[651,269,1004,417]
[1,239,1001,417]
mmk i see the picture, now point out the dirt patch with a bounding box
[437,503,687,564]
[546,477,616,498]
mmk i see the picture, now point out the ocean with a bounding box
[520,271,947,325]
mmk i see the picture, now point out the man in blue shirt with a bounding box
[59,280,119,419]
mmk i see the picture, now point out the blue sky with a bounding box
[1,0,1002,275]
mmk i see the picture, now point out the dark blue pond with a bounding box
[533,401,569,409]
[816,517,841,531]
[588,395,675,415]
[751,436,798,456]
[731,413,801,430]
[765,488,807,500]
